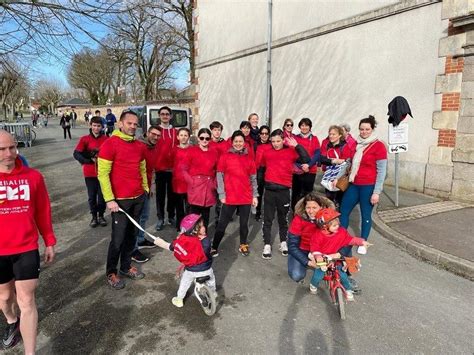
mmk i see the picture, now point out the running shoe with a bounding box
[279,241,288,256]
[357,246,367,255]
[346,290,354,301]
[119,266,145,280]
[2,318,20,349]
[172,297,184,308]
[210,249,219,258]
[98,215,107,227]
[239,244,250,256]
[262,244,272,260]
[107,273,125,290]
[89,216,98,228]
[131,250,149,263]
[309,284,318,294]
[138,240,157,249]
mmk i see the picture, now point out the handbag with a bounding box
[320,150,347,192]
[335,174,350,191]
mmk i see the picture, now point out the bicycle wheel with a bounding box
[197,285,216,316]
[336,287,346,320]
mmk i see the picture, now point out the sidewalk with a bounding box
[373,185,474,281]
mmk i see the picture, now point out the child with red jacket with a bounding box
[169,214,216,308]
[309,208,369,300]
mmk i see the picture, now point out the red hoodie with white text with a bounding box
[0,158,56,255]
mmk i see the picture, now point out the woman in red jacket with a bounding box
[319,125,354,208]
[339,115,387,256]
[259,129,310,259]
[282,118,295,139]
[182,128,219,229]
[172,128,191,231]
[211,131,258,257]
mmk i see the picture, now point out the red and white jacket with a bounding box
[0,158,56,255]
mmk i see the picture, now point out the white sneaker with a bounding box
[262,244,272,260]
[279,241,288,256]
[357,246,367,255]
[172,297,183,308]
[309,284,318,294]
[346,290,354,301]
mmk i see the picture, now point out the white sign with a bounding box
[388,122,409,145]
[389,144,408,153]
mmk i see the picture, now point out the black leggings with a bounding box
[63,126,71,139]
[291,173,316,210]
[263,188,290,245]
[175,193,188,231]
[189,205,211,230]
[212,204,251,249]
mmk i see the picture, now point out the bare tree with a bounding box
[112,2,186,101]
[159,0,195,83]
[0,60,27,120]
[35,80,64,114]
[68,47,114,105]
[0,1,139,61]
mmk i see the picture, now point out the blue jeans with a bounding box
[134,195,150,251]
[339,184,374,256]
[310,265,351,291]
[288,252,309,282]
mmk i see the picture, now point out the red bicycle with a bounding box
[317,256,358,320]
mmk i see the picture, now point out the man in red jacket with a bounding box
[73,116,109,228]
[98,111,148,289]
[154,106,178,231]
[0,130,56,353]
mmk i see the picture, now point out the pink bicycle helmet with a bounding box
[180,214,202,235]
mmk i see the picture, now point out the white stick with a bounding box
[118,208,171,250]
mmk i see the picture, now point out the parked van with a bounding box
[127,105,192,137]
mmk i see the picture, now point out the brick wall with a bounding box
[441,92,461,111]
[437,129,457,147]
[444,56,464,74]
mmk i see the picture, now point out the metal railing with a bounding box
[0,122,35,147]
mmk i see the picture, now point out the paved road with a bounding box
[5,122,474,354]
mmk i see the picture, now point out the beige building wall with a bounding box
[196,1,446,192]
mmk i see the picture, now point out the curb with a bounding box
[372,208,474,281]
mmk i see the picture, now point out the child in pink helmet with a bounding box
[168,214,216,308]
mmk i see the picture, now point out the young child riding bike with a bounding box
[169,214,216,308]
[309,208,370,301]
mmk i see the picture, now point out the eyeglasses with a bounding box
[285,123,293,127]
[199,136,211,141]
[260,132,269,135]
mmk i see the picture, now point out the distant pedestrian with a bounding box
[339,115,387,256]
[105,108,117,136]
[71,109,78,128]
[98,110,148,289]
[73,116,109,228]
[59,113,72,139]
[42,114,49,128]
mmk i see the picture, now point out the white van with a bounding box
[127,105,192,137]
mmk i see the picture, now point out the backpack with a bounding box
[171,234,208,267]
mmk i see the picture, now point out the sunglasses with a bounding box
[285,123,293,127]
[199,136,211,141]
[260,132,269,135]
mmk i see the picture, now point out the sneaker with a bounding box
[138,240,157,249]
[210,249,219,258]
[2,318,20,349]
[107,273,125,290]
[239,244,250,256]
[131,250,149,263]
[262,244,272,260]
[98,215,107,227]
[172,297,184,308]
[346,290,354,301]
[155,219,164,231]
[168,217,176,226]
[279,241,288,256]
[309,284,318,294]
[348,277,361,294]
[89,216,98,228]
[119,266,145,280]
[357,246,367,255]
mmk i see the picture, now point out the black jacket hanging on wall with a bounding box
[388,96,413,126]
